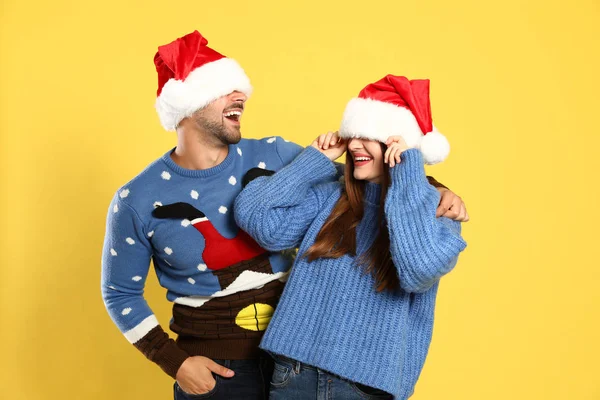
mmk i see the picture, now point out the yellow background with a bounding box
[1,0,598,399]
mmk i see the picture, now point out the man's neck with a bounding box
[171,129,230,170]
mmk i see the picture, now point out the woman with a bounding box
[234,75,467,399]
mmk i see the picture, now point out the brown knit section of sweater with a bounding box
[133,325,190,379]
[172,264,285,360]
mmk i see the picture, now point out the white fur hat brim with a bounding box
[339,97,450,164]
[155,57,252,131]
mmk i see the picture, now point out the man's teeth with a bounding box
[224,111,242,117]
[355,157,372,162]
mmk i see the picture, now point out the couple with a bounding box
[101,30,467,400]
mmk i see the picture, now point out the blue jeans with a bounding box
[173,355,273,400]
[268,354,393,400]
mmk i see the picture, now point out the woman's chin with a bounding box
[353,172,366,181]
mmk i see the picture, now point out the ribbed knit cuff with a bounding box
[133,325,190,379]
[391,149,429,188]
[388,149,439,213]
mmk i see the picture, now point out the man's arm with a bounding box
[426,175,447,190]
[102,193,235,395]
[425,177,470,222]
[101,192,189,378]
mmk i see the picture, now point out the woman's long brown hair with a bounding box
[303,143,399,292]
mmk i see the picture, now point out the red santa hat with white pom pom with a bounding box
[154,30,252,131]
[339,75,450,165]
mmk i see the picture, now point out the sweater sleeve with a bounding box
[101,194,189,378]
[234,146,338,251]
[274,137,343,179]
[385,149,467,293]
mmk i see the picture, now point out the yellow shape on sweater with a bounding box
[235,303,274,331]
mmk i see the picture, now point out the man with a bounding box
[101,30,469,400]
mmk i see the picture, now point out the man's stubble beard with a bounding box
[194,113,241,146]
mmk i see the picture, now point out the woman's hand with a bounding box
[384,136,409,168]
[311,131,347,161]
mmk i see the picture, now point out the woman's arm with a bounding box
[234,146,339,251]
[385,149,467,293]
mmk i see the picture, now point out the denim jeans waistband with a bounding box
[269,352,318,373]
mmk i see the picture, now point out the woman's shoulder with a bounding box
[311,179,343,207]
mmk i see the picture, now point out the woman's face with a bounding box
[347,138,384,184]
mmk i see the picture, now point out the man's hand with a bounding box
[436,188,470,222]
[176,356,234,395]
[311,131,347,161]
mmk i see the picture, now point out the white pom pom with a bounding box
[419,131,450,165]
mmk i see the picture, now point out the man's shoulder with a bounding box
[239,136,301,149]
[239,136,283,149]
[110,151,170,204]
[238,137,303,168]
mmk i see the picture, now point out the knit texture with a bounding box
[234,146,467,399]
[101,137,302,377]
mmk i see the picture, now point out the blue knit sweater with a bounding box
[234,146,467,399]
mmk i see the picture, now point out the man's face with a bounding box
[191,91,247,145]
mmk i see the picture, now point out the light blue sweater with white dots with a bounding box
[101,137,302,368]
[234,146,467,399]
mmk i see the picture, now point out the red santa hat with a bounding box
[339,75,450,164]
[154,30,253,131]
